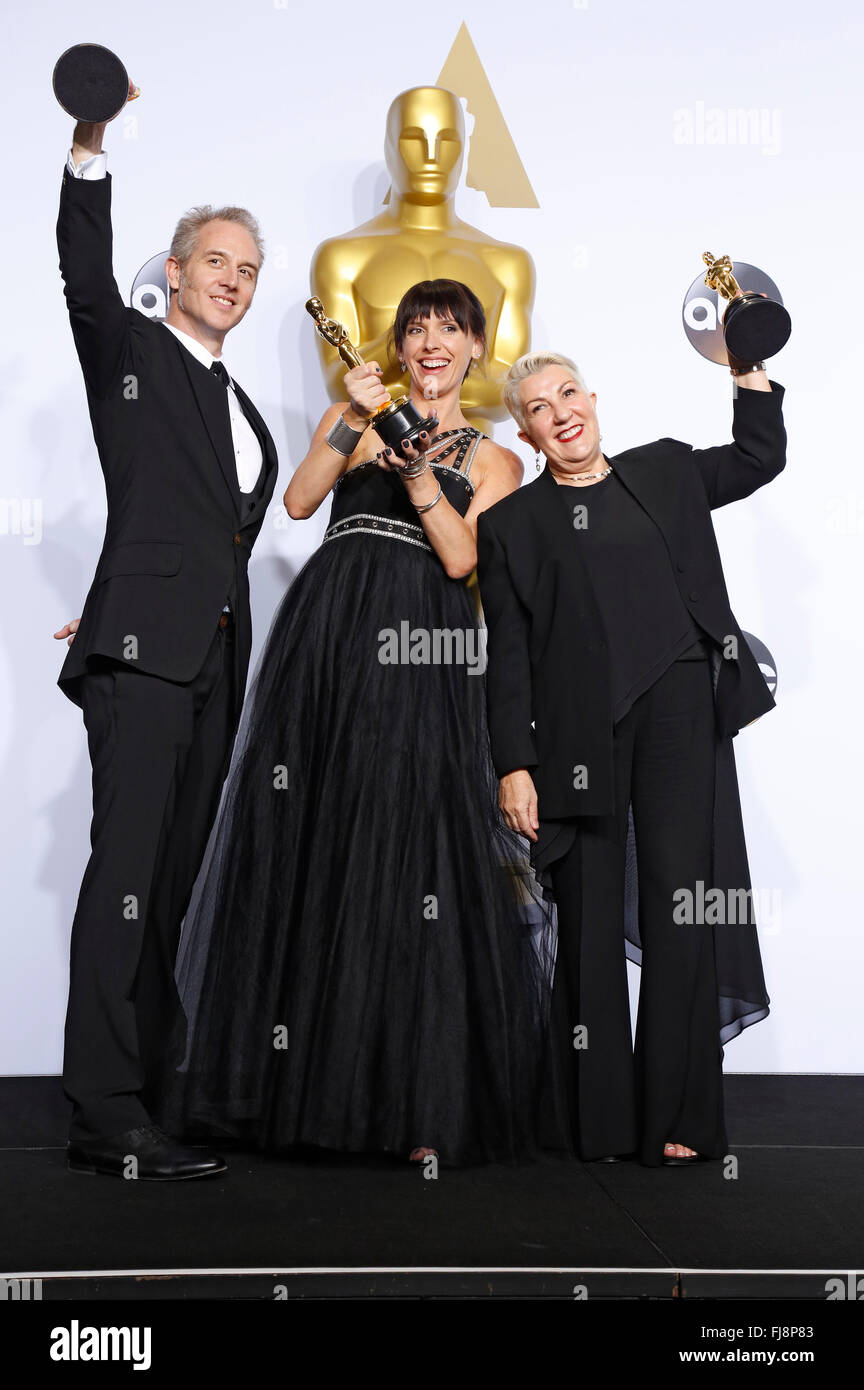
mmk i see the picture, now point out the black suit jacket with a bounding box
[56,167,279,707]
[476,384,787,818]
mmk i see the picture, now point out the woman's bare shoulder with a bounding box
[474,435,524,489]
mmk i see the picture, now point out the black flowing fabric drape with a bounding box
[533,647,769,1047]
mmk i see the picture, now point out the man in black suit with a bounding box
[55,89,279,1179]
[477,352,786,1166]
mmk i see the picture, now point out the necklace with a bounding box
[554,465,613,485]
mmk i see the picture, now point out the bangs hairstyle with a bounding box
[390,279,487,380]
[503,351,589,431]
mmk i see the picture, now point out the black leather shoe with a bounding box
[67,1124,227,1180]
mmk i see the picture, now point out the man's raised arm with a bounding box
[56,86,137,397]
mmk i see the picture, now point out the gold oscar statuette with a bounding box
[702,251,791,363]
[306,297,437,452]
[309,86,535,435]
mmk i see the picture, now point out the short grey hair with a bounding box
[503,351,589,431]
[169,205,265,274]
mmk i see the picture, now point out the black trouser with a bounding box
[63,615,238,1142]
[541,655,727,1166]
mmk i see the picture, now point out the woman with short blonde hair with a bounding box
[478,350,786,1166]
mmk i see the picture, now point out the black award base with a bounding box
[372,398,437,453]
[723,292,792,363]
[53,44,129,123]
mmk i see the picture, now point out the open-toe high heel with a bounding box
[662,1142,700,1166]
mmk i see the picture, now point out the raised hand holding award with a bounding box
[53,44,138,123]
[306,297,436,454]
[701,251,792,369]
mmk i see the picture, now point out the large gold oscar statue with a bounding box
[310,85,535,435]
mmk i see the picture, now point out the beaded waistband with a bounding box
[323,513,434,552]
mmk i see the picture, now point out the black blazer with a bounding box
[476,384,787,818]
[56,168,279,707]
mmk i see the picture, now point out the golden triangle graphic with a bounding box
[437,22,538,208]
[382,22,539,209]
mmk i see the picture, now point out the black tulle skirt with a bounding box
[158,532,556,1165]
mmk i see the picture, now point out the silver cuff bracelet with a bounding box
[326,414,365,456]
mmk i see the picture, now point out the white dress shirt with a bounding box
[66,148,264,495]
[160,324,264,494]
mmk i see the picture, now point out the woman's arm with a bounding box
[283,364,390,518]
[475,495,543,841]
[476,511,538,780]
[393,439,524,580]
[690,373,787,509]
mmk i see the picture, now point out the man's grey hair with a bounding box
[169,205,265,275]
[503,351,589,431]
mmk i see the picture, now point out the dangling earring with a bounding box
[398,360,406,372]
[535,451,543,473]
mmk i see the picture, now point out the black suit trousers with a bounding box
[63,615,239,1141]
[541,654,728,1166]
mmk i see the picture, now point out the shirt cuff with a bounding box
[66,149,107,180]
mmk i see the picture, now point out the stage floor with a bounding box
[2,1074,862,1301]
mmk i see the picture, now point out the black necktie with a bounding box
[210,358,263,513]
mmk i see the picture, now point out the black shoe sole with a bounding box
[67,1158,227,1180]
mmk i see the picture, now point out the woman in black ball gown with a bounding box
[160,281,555,1165]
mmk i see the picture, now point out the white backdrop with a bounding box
[2,0,862,1078]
